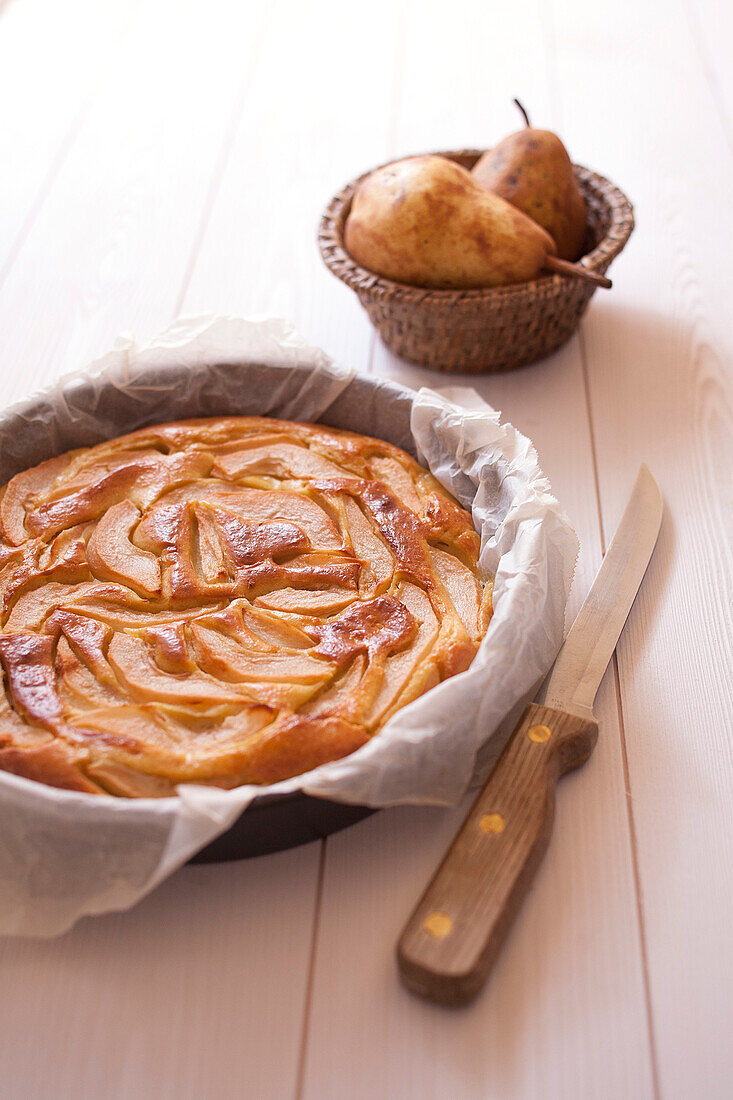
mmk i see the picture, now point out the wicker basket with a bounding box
[318,150,634,374]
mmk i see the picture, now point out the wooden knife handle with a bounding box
[397,703,598,1006]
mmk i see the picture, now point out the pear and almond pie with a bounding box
[0,417,492,797]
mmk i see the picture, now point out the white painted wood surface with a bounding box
[0,0,731,1097]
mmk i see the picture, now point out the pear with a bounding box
[472,101,588,261]
[345,155,609,290]
[345,155,558,289]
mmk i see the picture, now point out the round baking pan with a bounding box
[190,791,376,863]
[0,360,419,863]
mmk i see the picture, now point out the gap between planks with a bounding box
[295,840,328,1100]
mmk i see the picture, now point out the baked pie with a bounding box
[0,417,492,796]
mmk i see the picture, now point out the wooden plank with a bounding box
[302,0,655,1096]
[0,3,323,1097]
[0,848,321,1100]
[550,0,733,1096]
[0,0,139,280]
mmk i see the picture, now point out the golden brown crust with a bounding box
[0,741,106,794]
[0,416,492,796]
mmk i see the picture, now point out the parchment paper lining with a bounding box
[0,315,577,936]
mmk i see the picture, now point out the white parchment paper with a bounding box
[0,316,577,936]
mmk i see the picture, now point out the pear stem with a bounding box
[543,255,612,289]
[513,98,531,128]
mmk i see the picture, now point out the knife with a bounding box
[397,464,663,1006]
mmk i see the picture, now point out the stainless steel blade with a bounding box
[537,465,663,719]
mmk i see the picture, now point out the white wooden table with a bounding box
[1,0,731,1096]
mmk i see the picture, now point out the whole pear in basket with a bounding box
[344,155,609,290]
[472,100,587,261]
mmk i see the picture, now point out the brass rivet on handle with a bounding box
[423,911,453,938]
[528,724,552,743]
[479,812,505,834]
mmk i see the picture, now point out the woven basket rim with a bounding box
[318,149,635,303]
